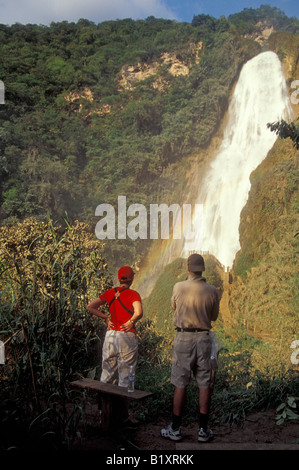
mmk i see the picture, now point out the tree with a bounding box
[267,119,299,149]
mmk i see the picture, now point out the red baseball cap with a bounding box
[118,266,135,282]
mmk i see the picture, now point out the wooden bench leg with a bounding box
[99,394,129,430]
[99,394,112,430]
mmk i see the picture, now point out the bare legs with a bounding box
[198,387,211,414]
[173,387,186,416]
[172,386,211,429]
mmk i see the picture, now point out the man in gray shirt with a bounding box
[161,254,219,443]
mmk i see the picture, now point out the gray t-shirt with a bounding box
[171,274,219,330]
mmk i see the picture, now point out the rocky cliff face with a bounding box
[244,22,274,44]
[118,43,203,91]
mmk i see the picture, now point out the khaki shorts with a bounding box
[100,330,138,387]
[171,331,212,389]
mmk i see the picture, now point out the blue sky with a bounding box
[0,0,298,26]
[172,1,298,22]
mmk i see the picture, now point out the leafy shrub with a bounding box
[0,217,111,448]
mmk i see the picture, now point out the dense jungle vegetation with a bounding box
[1,5,298,266]
[0,6,298,450]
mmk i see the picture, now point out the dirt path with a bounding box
[75,405,299,451]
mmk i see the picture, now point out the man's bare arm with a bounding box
[86,298,109,321]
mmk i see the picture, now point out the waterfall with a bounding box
[181,51,293,268]
[135,51,292,297]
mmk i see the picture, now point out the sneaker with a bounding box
[198,427,214,442]
[160,423,182,441]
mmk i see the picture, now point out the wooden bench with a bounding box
[70,378,152,430]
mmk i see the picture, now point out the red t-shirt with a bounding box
[99,287,141,333]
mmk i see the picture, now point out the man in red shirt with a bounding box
[87,266,143,387]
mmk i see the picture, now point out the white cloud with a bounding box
[0,0,177,25]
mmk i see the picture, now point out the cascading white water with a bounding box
[181,51,293,268]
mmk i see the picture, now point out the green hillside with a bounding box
[235,138,298,277]
[2,6,298,269]
[229,137,298,374]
